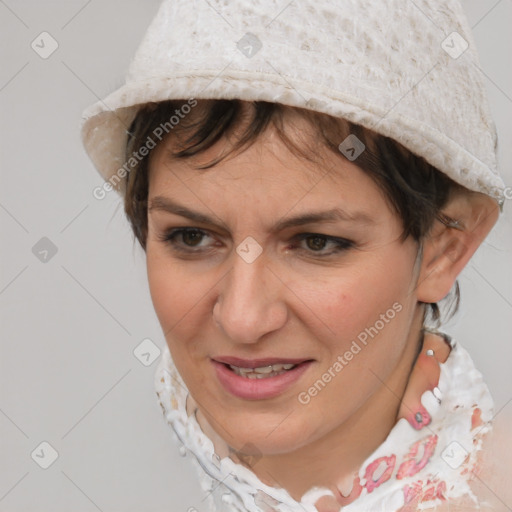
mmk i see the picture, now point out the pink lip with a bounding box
[211,358,313,400]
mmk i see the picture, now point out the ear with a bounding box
[416,192,500,303]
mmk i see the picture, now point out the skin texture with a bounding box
[143,107,501,509]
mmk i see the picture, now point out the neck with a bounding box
[244,309,425,503]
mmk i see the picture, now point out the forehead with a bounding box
[148,114,376,197]
[146,127,396,237]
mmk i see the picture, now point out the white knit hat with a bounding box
[81,0,505,202]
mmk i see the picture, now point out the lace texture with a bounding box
[81,0,505,202]
[154,337,494,511]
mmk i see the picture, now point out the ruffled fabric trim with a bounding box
[154,337,493,511]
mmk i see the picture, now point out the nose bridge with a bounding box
[214,250,287,343]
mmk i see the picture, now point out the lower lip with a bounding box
[211,360,313,400]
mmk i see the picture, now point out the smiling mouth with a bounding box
[211,358,314,399]
[214,356,314,379]
[226,362,298,379]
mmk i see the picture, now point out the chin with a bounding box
[208,406,319,456]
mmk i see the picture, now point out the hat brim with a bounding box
[81,69,506,200]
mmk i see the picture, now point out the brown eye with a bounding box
[290,233,354,257]
[305,235,328,251]
[158,227,214,253]
[181,229,204,246]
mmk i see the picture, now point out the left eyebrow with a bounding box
[271,208,374,232]
[148,196,374,232]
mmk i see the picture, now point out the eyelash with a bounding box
[158,228,354,258]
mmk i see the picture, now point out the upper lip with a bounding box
[212,356,312,367]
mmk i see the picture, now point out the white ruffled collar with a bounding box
[154,336,494,511]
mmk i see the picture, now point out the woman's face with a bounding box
[146,114,423,455]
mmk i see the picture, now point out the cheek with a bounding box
[146,247,223,358]
[305,259,415,343]
[295,260,417,430]
[146,249,197,333]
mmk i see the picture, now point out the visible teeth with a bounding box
[227,362,298,378]
[253,366,274,374]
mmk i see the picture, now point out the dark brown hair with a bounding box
[123,99,462,324]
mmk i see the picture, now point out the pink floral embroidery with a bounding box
[471,407,483,429]
[337,476,363,502]
[402,478,447,508]
[396,434,438,479]
[421,480,437,502]
[403,480,423,504]
[364,455,396,493]
[435,480,447,499]
[408,404,431,430]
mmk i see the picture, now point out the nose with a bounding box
[213,253,288,344]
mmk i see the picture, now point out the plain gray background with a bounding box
[1,1,511,511]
